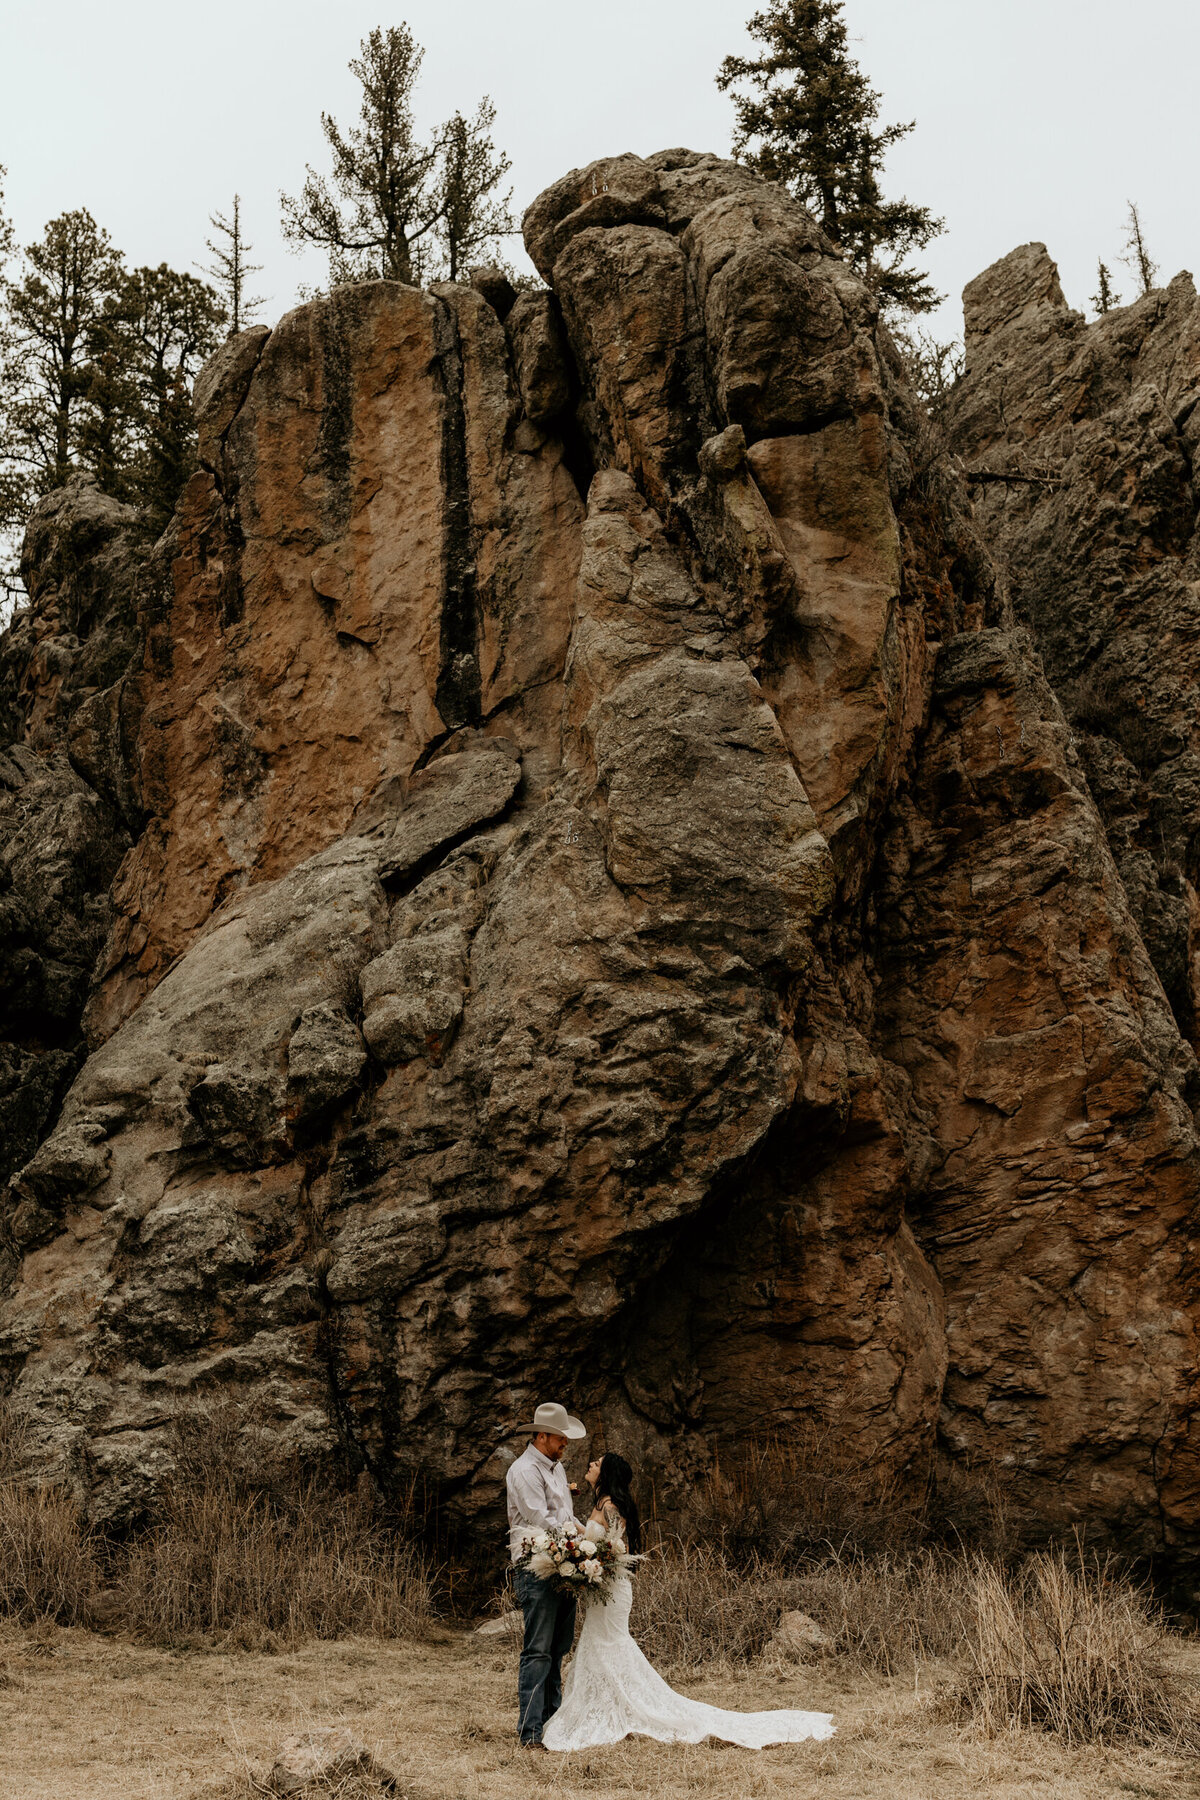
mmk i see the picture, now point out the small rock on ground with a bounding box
[268,1727,398,1794]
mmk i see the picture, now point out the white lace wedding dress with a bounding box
[541,1554,836,1752]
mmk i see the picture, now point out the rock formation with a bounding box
[944,246,1200,1042]
[0,156,1196,1597]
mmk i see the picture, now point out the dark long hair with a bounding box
[597,1452,642,1554]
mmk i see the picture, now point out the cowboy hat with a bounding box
[520,1401,586,1440]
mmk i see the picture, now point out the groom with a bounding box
[506,1400,587,1749]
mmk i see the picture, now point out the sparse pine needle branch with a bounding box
[202,195,266,334]
[435,100,514,281]
[1121,201,1159,297]
[1091,260,1120,315]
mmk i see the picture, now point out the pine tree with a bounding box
[1,211,224,540]
[1121,202,1158,297]
[94,265,226,529]
[434,101,513,280]
[281,26,441,284]
[2,210,124,491]
[1091,261,1120,315]
[202,196,265,333]
[717,0,943,314]
[281,25,514,289]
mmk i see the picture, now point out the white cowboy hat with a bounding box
[520,1401,586,1440]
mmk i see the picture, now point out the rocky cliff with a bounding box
[1,156,1196,1593]
[944,246,1200,1044]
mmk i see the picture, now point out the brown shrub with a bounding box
[0,1398,435,1649]
[958,1549,1200,1750]
[0,1408,99,1625]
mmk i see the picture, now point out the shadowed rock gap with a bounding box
[431,294,483,732]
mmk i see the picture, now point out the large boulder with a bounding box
[0,155,1196,1600]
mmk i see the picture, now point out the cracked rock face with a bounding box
[1,155,1198,1592]
[943,245,1200,1046]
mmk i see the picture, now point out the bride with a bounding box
[542,1452,836,1752]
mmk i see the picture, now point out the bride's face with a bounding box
[586,1458,602,1488]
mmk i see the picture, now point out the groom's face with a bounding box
[535,1431,568,1461]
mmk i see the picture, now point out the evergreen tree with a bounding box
[433,101,513,280]
[1091,260,1120,315]
[1121,202,1158,296]
[91,265,226,528]
[2,209,123,491]
[202,195,265,333]
[717,0,943,314]
[281,25,514,288]
[0,209,224,543]
[281,25,439,283]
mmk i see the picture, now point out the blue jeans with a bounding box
[514,1568,577,1743]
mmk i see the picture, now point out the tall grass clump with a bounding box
[0,1398,436,1648]
[632,1430,1011,1674]
[112,1400,435,1649]
[960,1548,1199,1750]
[0,1409,99,1625]
[116,1473,433,1648]
[631,1542,795,1670]
[632,1541,975,1677]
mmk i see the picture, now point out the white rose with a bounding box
[531,1531,551,1551]
[579,1539,597,1556]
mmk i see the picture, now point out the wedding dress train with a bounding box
[541,1573,836,1752]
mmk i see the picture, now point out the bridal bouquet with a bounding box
[515,1522,636,1604]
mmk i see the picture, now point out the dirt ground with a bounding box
[0,1619,1197,1800]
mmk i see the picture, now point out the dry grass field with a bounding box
[2,1414,1198,1799]
[0,1617,1198,1800]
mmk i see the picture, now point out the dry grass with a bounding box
[0,1410,97,1627]
[636,1544,972,1676]
[1,1620,1198,1800]
[0,1402,434,1650]
[114,1476,433,1650]
[0,1478,97,1627]
[627,1439,1199,1753]
[632,1539,1200,1753]
[961,1549,1200,1750]
[630,1432,1005,1679]
[1,1410,1196,1772]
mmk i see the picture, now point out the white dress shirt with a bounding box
[506,1441,579,1562]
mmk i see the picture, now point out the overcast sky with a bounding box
[2,0,1198,344]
